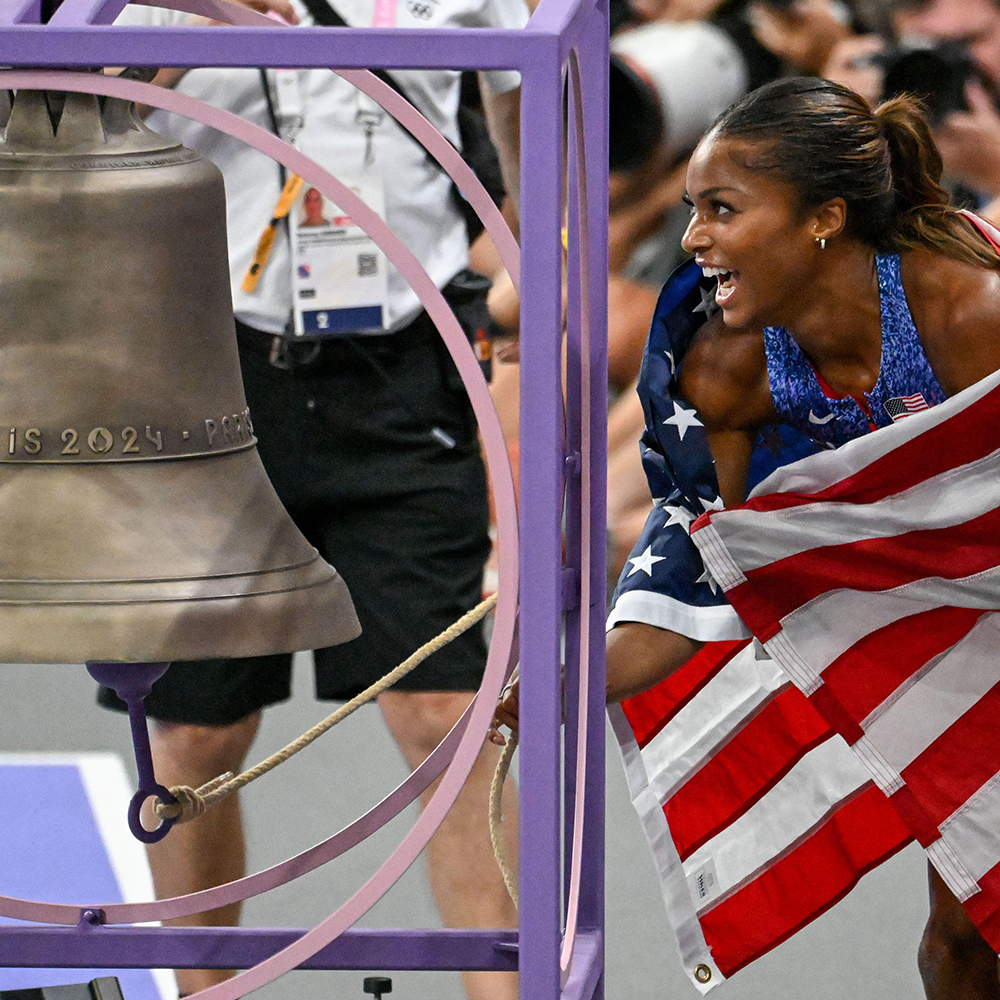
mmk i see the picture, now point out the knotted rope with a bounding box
[153,592,497,824]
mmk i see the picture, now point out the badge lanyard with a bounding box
[241,68,307,294]
[242,55,391,334]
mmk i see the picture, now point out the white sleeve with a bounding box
[452,0,528,94]
[113,4,187,26]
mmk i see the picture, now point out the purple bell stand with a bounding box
[0,1,609,996]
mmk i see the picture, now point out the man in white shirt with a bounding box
[101,3,525,997]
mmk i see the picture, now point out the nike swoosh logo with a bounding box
[808,410,836,424]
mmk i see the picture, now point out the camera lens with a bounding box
[881,42,975,126]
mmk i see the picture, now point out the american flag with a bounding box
[608,259,906,992]
[689,367,1000,975]
[883,391,930,421]
[608,248,1000,992]
[609,640,911,991]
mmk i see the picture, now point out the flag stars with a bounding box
[662,504,696,533]
[696,565,721,594]
[693,284,719,317]
[663,401,703,441]
[700,495,724,513]
[627,545,666,578]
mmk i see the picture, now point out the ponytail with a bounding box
[876,95,1000,268]
[711,78,1000,269]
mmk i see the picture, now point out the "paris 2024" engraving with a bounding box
[0,407,255,462]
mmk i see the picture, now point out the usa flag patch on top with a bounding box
[884,392,930,420]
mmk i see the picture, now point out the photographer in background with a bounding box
[890,0,1000,222]
[832,0,1000,223]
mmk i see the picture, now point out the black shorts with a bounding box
[98,314,491,725]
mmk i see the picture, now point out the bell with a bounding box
[0,89,360,663]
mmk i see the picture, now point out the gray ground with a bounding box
[1,656,928,999]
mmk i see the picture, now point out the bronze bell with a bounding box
[0,89,360,663]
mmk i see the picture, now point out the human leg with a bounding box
[262,317,513,998]
[918,862,1000,999]
[378,688,519,1000]
[144,713,261,995]
[97,654,293,994]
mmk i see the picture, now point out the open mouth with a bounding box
[700,265,739,308]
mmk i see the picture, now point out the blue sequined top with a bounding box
[763,253,946,447]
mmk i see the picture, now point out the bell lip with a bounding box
[0,572,361,664]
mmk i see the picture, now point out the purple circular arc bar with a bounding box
[0,63,520,995]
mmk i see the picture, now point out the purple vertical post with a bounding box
[564,50,583,911]
[577,3,609,993]
[517,28,567,1000]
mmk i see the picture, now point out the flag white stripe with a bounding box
[939,768,1000,886]
[863,615,1000,773]
[606,588,749,641]
[851,735,904,794]
[683,735,871,905]
[926,836,981,901]
[748,369,1000,500]
[776,577,1000,676]
[710,447,1000,573]
[640,644,790,803]
[692,522,747,591]
[764,630,823,694]
[609,704,725,994]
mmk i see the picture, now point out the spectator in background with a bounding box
[824,0,1000,223]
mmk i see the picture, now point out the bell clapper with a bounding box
[84,662,178,844]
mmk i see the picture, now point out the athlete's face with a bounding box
[680,134,826,329]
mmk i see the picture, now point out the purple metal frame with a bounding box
[0,0,609,996]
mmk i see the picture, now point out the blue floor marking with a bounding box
[0,757,171,1000]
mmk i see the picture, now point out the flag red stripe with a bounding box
[700,786,912,977]
[901,680,1000,827]
[621,639,748,748]
[665,687,833,860]
[821,607,986,723]
[888,784,941,847]
[962,861,1000,953]
[740,506,1000,624]
[694,380,1000,519]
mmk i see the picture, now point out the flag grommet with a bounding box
[695,965,712,984]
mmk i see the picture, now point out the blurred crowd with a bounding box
[479,0,1000,589]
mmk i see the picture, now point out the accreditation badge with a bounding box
[289,177,389,336]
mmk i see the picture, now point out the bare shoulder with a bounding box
[677,312,776,432]
[901,250,1000,394]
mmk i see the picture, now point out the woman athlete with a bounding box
[493,77,1000,997]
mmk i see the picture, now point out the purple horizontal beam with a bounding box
[0,24,535,69]
[0,927,519,972]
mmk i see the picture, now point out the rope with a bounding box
[489,731,518,907]
[154,592,497,823]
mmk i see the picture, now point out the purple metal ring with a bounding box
[126,786,177,844]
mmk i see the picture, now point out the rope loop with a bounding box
[153,772,233,823]
[489,732,518,907]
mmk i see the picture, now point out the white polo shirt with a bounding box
[117,0,526,333]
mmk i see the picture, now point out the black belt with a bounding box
[235,313,440,373]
